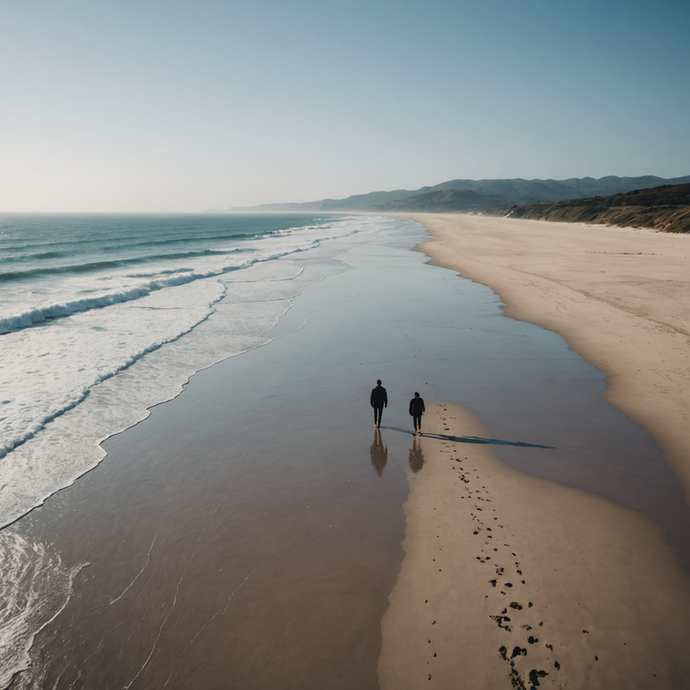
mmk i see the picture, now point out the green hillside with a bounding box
[488,184,690,234]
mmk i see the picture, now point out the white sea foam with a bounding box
[0,238,298,335]
[0,269,227,333]
[0,527,86,689]
[0,278,227,459]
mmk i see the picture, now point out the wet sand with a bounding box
[10,235,418,689]
[9,216,690,688]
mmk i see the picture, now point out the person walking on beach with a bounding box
[409,392,425,435]
[370,379,388,428]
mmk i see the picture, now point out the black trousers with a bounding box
[373,406,384,425]
[412,414,422,431]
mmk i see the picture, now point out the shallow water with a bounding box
[7,218,689,689]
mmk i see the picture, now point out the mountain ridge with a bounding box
[214,175,690,214]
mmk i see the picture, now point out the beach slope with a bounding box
[405,213,690,500]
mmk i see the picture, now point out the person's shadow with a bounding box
[370,428,388,477]
[408,438,424,473]
[385,427,554,450]
[419,432,554,449]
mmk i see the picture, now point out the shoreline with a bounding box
[377,212,690,687]
[6,218,432,689]
[379,403,690,688]
[401,212,690,502]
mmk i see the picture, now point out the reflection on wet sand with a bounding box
[408,438,424,473]
[370,428,388,477]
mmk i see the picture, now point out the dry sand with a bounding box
[378,214,690,688]
[379,404,690,689]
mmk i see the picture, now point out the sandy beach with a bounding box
[7,214,690,689]
[379,404,690,689]
[378,213,690,688]
[409,213,690,497]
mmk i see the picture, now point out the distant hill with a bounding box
[371,188,502,213]
[215,175,690,213]
[487,183,690,234]
[215,188,427,213]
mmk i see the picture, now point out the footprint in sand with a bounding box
[467,473,562,687]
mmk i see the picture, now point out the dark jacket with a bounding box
[409,397,425,416]
[370,385,388,407]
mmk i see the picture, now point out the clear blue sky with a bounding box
[1,0,688,211]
